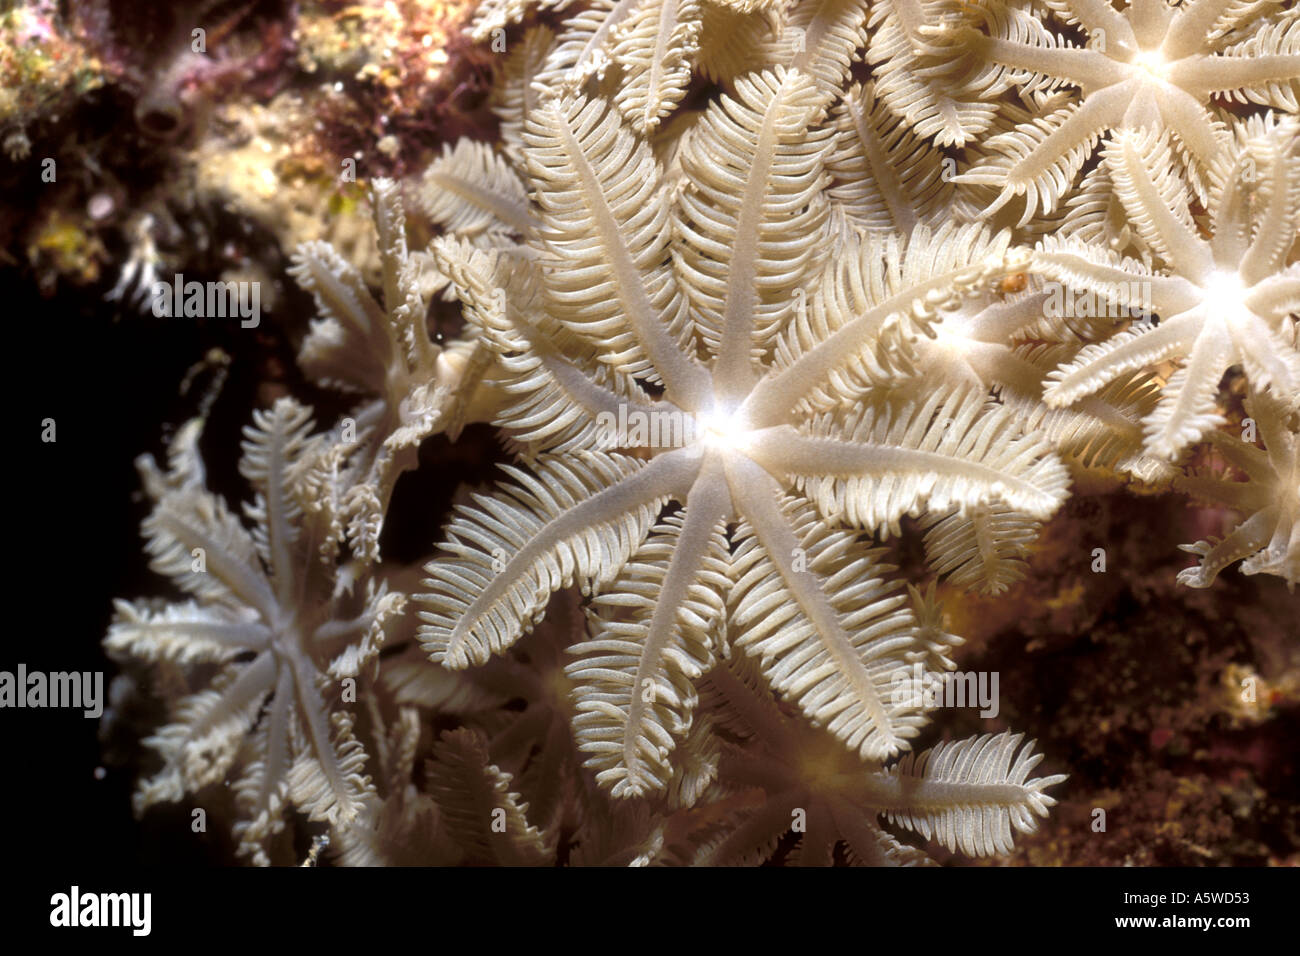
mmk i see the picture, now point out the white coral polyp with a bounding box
[695,404,753,451]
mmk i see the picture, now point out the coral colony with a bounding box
[6,0,1292,864]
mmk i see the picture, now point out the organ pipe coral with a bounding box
[41,0,1296,866]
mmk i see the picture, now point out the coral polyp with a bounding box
[4,0,1295,869]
